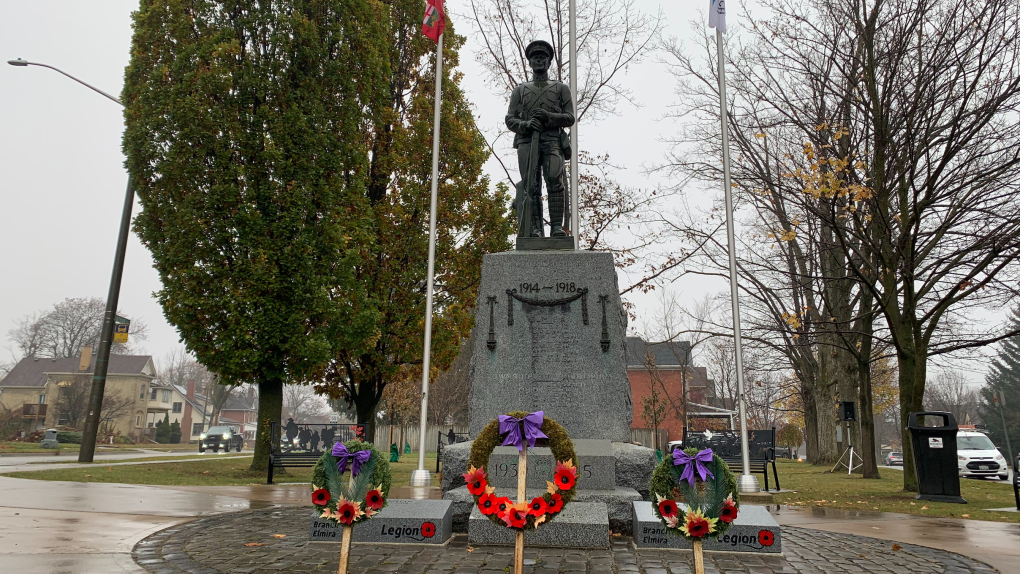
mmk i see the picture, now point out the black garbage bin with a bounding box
[907,411,966,504]
[1012,454,1019,511]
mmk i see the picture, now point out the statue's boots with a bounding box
[549,189,566,237]
[531,193,544,237]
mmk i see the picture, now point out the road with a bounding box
[0,449,244,474]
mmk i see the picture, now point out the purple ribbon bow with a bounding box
[332,442,371,476]
[673,447,715,487]
[498,411,549,452]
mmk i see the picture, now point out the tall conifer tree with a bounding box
[980,305,1020,460]
[123,0,389,470]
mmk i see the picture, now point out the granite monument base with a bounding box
[446,485,641,535]
[516,237,575,251]
[309,499,453,544]
[468,502,609,548]
[631,501,782,554]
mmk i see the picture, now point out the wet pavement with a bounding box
[1,473,1015,574]
[132,505,998,574]
[769,505,1020,574]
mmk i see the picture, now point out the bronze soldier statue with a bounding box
[506,40,575,238]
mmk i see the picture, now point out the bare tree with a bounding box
[155,347,213,389]
[428,340,471,426]
[7,298,149,360]
[55,375,133,431]
[206,376,239,425]
[924,370,980,425]
[283,384,330,423]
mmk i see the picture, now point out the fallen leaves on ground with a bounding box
[891,544,902,551]
[273,534,286,539]
[244,543,264,547]
[962,514,970,518]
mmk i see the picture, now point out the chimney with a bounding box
[186,380,196,400]
[79,346,93,371]
[248,387,255,400]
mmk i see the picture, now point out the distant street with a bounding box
[0,449,240,474]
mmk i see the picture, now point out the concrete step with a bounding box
[469,501,609,548]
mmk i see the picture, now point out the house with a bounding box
[625,336,716,441]
[219,388,258,443]
[0,349,157,442]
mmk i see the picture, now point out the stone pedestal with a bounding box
[309,499,453,544]
[442,250,656,543]
[632,502,782,554]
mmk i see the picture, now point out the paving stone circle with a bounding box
[132,506,1000,574]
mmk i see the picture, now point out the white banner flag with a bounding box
[709,0,727,33]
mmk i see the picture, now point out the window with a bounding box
[193,423,204,435]
[172,402,182,413]
[38,394,46,404]
[150,388,158,400]
[140,384,145,399]
[161,390,171,403]
[136,411,143,427]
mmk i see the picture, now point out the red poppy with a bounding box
[719,503,738,523]
[554,468,576,490]
[528,497,548,516]
[365,489,384,510]
[463,466,488,495]
[500,504,528,528]
[547,493,564,513]
[495,497,513,515]
[478,492,500,516]
[683,513,712,538]
[420,522,437,538]
[658,499,679,518]
[311,488,331,506]
[335,501,361,525]
[758,530,775,547]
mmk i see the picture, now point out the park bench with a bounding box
[266,422,365,485]
[680,427,781,492]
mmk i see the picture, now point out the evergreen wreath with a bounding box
[310,439,393,526]
[649,447,739,541]
[467,411,577,530]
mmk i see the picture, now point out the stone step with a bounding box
[631,501,782,554]
[444,485,641,535]
[308,499,453,545]
[487,439,616,490]
[469,502,609,548]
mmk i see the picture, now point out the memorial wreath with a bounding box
[310,439,393,526]
[467,411,577,530]
[649,447,739,541]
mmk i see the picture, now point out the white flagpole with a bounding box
[716,26,758,494]
[569,0,579,248]
[411,32,443,488]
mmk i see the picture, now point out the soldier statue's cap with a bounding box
[525,40,554,59]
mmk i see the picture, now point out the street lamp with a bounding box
[8,57,133,463]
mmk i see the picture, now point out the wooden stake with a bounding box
[337,524,352,574]
[692,539,705,574]
[513,447,528,574]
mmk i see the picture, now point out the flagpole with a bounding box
[569,0,578,248]
[716,26,758,494]
[411,31,443,488]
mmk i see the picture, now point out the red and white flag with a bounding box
[709,0,727,33]
[422,0,446,43]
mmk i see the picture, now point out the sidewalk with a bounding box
[769,505,1020,574]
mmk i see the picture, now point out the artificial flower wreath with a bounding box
[649,446,739,541]
[310,439,392,527]
[466,411,577,530]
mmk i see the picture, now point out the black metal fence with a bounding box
[270,422,366,456]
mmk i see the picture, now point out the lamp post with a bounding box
[8,58,132,463]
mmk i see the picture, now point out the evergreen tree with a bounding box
[169,420,182,444]
[155,414,172,444]
[124,0,390,470]
[979,305,1020,461]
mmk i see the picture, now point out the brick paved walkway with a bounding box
[132,507,998,574]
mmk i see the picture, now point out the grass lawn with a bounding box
[772,459,1019,523]
[0,441,81,454]
[3,451,438,487]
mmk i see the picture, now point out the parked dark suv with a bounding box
[199,426,243,453]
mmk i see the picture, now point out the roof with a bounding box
[0,354,155,388]
[625,337,692,368]
[222,392,257,411]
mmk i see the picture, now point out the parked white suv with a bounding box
[956,430,1008,480]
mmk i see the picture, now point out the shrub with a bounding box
[56,431,83,444]
[169,421,182,444]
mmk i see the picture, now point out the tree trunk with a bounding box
[803,383,819,462]
[897,343,927,492]
[810,379,838,465]
[249,375,283,472]
[355,395,378,443]
[857,290,881,478]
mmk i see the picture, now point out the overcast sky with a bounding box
[0,2,998,384]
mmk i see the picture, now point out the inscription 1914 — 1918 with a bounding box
[516,282,580,293]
